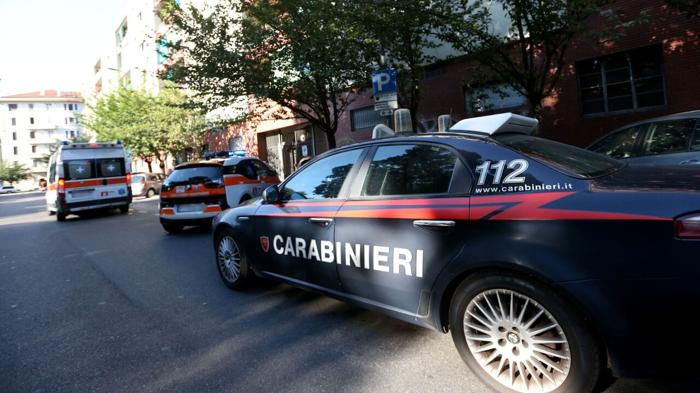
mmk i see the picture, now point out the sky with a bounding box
[0,0,129,96]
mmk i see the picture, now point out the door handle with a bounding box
[680,159,700,165]
[309,217,333,227]
[413,220,455,228]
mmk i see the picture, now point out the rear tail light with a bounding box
[57,178,65,194]
[674,213,700,239]
[126,173,132,183]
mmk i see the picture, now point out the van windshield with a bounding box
[63,158,125,180]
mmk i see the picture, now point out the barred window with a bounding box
[577,45,665,115]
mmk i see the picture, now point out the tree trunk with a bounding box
[145,159,153,173]
[527,97,544,121]
[325,130,337,149]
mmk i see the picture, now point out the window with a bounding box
[32,146,37,153]
[589,126,644,159]
[282,149,363,200]
[494,134,623,178]
[251,160,275,177]
[49,159,56,182]
[13,147,18,155]
[577,45,665,115]
[96,158,125,178]
[362,144,457,196]
[70,130,75,137]
[691,123,700,151]
[351,107,389,132]
[30,131,35,139]
[235,161,258,180]
[167,165,222,183]
[30,117,34,125]
[8,104,17,111]
[64,160,94,180]
[466,84,527,114]
[641,120,696,155]
[28,104,33,110]
[12,132,16,140]
[11,118,16,126]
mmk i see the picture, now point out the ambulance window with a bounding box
[64,160,94,180]
[235,161,258,180]
[96,158,125,178]
[282,149,363,200]
[251,160,275,177]
[362,144,457,196]
[49,157,56,182]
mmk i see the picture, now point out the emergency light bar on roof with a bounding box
[449,113,538,136]
[60,141,122,149]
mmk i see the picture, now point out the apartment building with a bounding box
[0,90,85,188]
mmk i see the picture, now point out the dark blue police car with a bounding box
[212,112,700,393]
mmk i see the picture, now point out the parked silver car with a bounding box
[131,173,165,198]
[588,110,700,166]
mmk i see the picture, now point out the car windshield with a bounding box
[494,134,624,178]
[132,175,145,183]
[166,166,222,184]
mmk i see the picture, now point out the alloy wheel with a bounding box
[463,289,571,393]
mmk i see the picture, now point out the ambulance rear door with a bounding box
[61,148,129,206]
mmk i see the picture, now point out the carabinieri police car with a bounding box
[211,111,700,393]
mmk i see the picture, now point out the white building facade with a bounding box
[0,91,85,189]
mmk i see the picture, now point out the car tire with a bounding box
[215,228,251,290]
[146,189,155,198]
[449,272,601,393]
[56,212,66,222]
[162,222,183,234]
[119,205,129,214]
[48,210,56,216]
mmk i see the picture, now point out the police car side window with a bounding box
[282,149,363,200]
[362,144,457,196]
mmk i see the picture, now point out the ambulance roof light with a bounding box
[449,113,538,136]
[372,124,395,139]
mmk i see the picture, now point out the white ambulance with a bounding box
[45,141,132,221]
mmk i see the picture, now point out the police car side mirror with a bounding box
[262,185,280,204]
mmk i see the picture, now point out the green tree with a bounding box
[163,0,375,148]
[352,0,449,130]
[439,0,613,118]
[84,85,205,173]
[0,161,31,185]
[40,134,91,165]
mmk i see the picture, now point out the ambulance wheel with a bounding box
[146,189,155,198]
[449,272,601,393]
[162,222,183,234]
[119,205,129,214]
[56,212,66,222]
[215,228,250,289]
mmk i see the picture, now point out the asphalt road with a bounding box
[0,192,696,393]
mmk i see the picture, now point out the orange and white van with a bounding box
[45,141,132,221]
[159,157,279,233]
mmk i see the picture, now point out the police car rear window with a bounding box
[494,134,623,178]
[167,166,223,184]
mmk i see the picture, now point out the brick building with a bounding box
[205,0,699,177]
